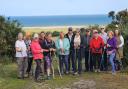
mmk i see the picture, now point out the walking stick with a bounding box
[50,51,55,79]
[53,52,62,78]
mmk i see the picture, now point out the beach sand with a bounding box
[22,25,90,33]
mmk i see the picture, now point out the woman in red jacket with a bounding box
[90,30,104,72]
[31,33,48,82]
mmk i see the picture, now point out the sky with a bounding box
[0,0,128,16]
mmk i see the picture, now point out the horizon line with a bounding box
[2,14,108,17]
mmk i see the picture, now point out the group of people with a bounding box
[15,26,124,82]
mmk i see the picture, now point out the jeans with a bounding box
[35,59,42,80]
[68,50,75,72]
[108,53,116,73]
[17,57,28,78]
[59,55,69,74]
[73,48,82,74]
[92,53,101,70]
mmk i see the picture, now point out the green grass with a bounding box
[1,62,128,89]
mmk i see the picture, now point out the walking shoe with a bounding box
[66,71,69,74]
[73,72,78,75]
[94,69,97,73]
[112,72,116,75]
[97,69,101,73]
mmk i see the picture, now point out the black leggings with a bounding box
[92,53,101,70]
[35,59,42,80]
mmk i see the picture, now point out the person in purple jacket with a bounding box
[107,31,117,75]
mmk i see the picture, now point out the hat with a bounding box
[115,25,118,28]
[33,33,39,38]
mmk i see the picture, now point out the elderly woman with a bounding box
[73,29,83,75]
[30,33,48,82]
[55,32,70,74]
[15,32,28,79]
[107,31,117,75]
[42,32,56,80]
[90,30,104,72]
[114,29,124,70]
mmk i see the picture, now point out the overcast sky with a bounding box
[0,0,128,16]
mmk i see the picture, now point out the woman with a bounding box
[107,31,117,75]
[30,33,48,82]
[24,35,33,77]
[73,28,83,75]
[15,32,28,79]
[42,32,56,80]
[114,29,124,70]
[90,30,104,72]
[55,32,70,74]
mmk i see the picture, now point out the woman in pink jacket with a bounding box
[31,33,48,82]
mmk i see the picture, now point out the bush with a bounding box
[0,16,23,61]
[52,31,60,37]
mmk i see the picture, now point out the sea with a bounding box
[10,15,112,27]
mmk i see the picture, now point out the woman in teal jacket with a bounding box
[55,32,70,74]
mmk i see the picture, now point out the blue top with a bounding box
[55,37,70,55]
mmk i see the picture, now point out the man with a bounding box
[99,26,108,71]
[90,30,104,72]
[82,29,91,72]
[65,27,75,73]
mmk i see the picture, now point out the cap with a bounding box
[33,33,39,38]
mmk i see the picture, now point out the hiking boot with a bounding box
[73,72,78,75]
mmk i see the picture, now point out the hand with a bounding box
[52,49,56,52]
[40,49,43,52]
[60,48,64,53]
[49,48,53,51]
[107,44,111,47]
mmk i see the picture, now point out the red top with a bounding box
[90,36,104,54]
[30,40,43,60]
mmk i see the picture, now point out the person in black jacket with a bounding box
[82,29,91,72]
[65,27,75,73]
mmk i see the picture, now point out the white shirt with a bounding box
[59,39,63,48]
[15,40,27,57]
[100,32,108,44]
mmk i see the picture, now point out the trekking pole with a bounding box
[50,51,55,79]
[54,52,62,78]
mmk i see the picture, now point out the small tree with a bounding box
[0,16,23,61]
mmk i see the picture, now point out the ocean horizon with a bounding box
[10,15,112,27]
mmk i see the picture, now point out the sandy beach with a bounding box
[22,25,105,33]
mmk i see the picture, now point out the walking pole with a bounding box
[54,52,62,78]
[50,51,55,79]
